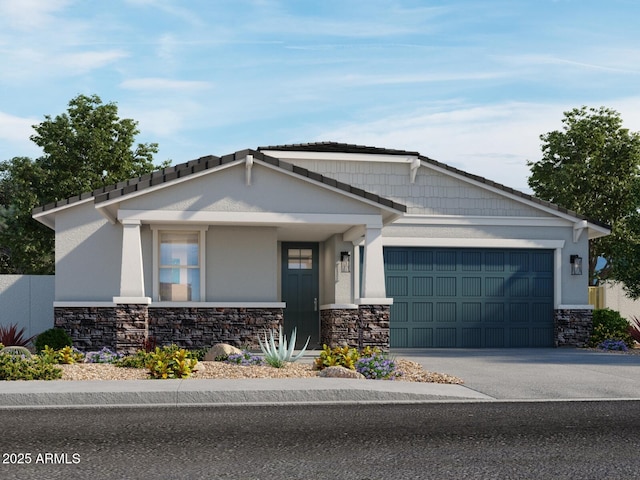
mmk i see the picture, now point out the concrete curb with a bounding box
[0,378,493,408]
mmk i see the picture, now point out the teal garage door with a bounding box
[384,247,555,348]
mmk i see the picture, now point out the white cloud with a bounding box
[0,0,72,30]
[0,111,40,159]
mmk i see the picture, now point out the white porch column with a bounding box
[357,225,392,305]
[113,219,151,304]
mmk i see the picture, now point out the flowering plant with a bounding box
[85,347,123,364]
[225,351,265,366]
[355,353,402,380]
[597,339,629,352]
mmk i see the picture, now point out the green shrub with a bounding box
[589,309,634,348]
[40,346,85,364]
[116,350,151,369]
[145,345,198,379]
[188,347,209,362]
[0,353,62,380]
[34,328,72,353]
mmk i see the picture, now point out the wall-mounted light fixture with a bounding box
[340,251,351,273]
[570,255,583,275]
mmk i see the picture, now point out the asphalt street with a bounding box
[1,402,639,479]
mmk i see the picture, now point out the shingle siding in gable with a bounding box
[287,159,552,217]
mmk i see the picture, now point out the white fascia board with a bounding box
[255,158,404,215]
[118,209,384,227]
[261,150,419,164]
[395,214,571,228]
[95,160,242,211]
[382,237,566,249]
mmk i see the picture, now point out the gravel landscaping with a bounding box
[58,359,464,384]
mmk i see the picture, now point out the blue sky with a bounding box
[1,0,640,193]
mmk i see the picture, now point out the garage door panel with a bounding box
[462,303,482,322]
[436,302,456,322]
[485,252,505,271]
[485,328,505,347]
[461,251,482,271]
[436,277,456,296]
[385,247,554,348]
[533,278,553,297]
[435,328,457,347]
[462,277,482,296]
[436,251,457,271]
[411,250,433,271]
[391,328,408,348]
[485,303,505,322]
[510,277,530,297]
[462,328,481,347]
[386,276,408,296]
[486,277,505,297]
[413,302,433,322]
[510,328,530,347]
[412,276,433,296]
[510,252,530,272]
[412,328,432,347]
[510,303,529,322]
[390,302,408,322]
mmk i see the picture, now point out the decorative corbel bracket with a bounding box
[573,220,588,243]
[245,154,254,186]
[410,158,421,184]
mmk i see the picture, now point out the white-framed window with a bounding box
[151,226,208,302]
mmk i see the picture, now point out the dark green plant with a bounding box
[34,328,72,353]
[188,347,209,362]
[588,308,634,348]
[0,353,62,380]
[145,345,198,379]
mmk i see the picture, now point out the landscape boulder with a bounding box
[204,343,243,361]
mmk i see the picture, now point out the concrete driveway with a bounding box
[393,348,640,400]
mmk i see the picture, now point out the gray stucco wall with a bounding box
[0,275,54,339]
[55,201,121,301]
[120,163,380,216]
[207,226,278,301]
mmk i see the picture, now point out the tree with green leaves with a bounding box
[527,106,640,296]
[0,94,169,274]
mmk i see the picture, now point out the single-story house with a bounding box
[32,143,610,353]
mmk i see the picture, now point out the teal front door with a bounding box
[281,243,319,348]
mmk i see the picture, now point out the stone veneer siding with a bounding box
[54,306,283,354]
[554,309,593,347]
[148,307,282,350]
[320,305,390,350]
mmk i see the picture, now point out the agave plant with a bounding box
[258,326,310,368]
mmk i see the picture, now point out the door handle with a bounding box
[314,297,318,311]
